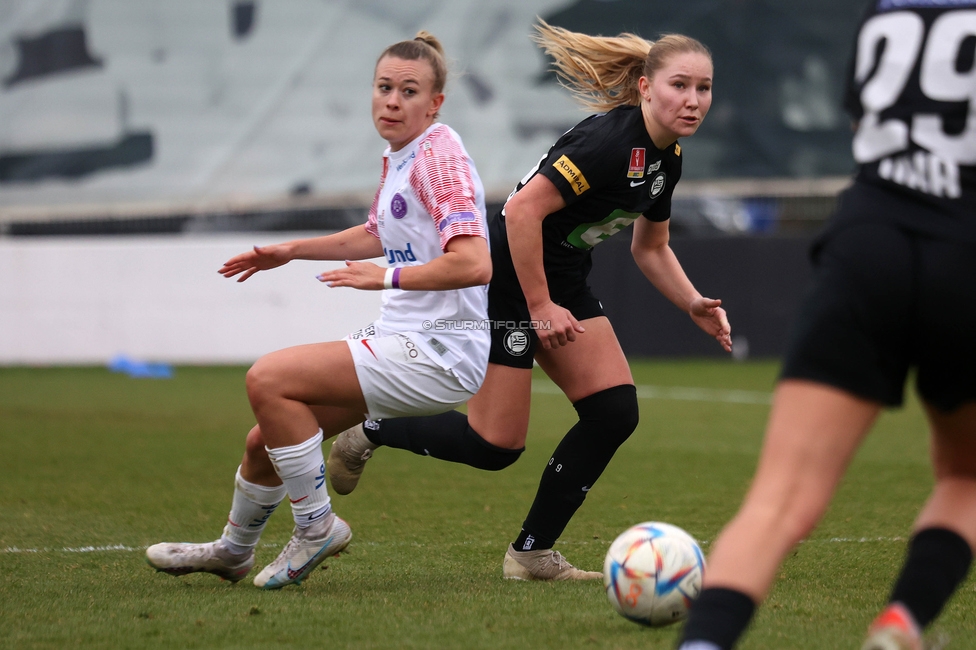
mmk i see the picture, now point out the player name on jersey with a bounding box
[877,151,960,199]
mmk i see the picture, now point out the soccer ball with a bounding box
[603,521,705,627]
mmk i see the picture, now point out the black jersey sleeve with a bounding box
[643,187,673,222]
[642,149,682,222]
[536,119,623,206]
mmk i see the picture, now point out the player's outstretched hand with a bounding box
[690,297,732,352]
[219,244,291,282]
[531,300,586,350]
[317,261,386,290]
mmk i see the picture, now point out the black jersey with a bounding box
[495,105,681,282]
[843,0,976,240]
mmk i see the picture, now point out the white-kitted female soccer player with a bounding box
[145,31,491,589]
[328,21,731,580]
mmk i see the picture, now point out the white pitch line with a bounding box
[3,537,908,555]
[532,380,772,405]
[3,544,143,554]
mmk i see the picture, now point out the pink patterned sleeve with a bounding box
[409,127,485,251]
[364,157,389,239]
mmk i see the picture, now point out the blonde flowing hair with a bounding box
[532,19,712,112]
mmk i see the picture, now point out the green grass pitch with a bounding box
[2,361,973,649]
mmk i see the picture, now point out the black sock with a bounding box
[678,587,756,650]
[513,385,638,551]
[363,411,523,471]
[889,527,973,628]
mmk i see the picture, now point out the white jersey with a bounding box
[364,123,489,392]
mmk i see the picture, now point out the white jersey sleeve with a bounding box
[408,129,486,250]
[364,158,388,240]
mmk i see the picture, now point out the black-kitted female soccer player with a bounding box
[329,20,732,580]
[678,2,976,649]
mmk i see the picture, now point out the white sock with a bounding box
[677,643,722,650]
[265,429,332,528]
[220,466,286,553]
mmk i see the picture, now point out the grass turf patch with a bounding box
[2,362,972,648]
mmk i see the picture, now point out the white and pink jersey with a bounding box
[364,123,489,392]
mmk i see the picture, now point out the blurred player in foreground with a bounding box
[329,20,731,580]
[145,32,492,589]
[678,1,976,648]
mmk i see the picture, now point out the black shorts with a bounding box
[780,191,976,412]
[487,280,605,369]
[486,233,605,369]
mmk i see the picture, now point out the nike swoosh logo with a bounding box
[289,495,309,504]
[581,486,591,492]
[361,339,378,358]
[630,180,646,187]
[285,534,336,579]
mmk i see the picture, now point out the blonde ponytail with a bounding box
[532,19,712,112]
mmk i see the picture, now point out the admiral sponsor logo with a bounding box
[438,211,477,231]
[395,151,416,171]
[647,160,661,173]
[384,242,417,263]
[674,143,681,156]
[553,155,590,195]
[627,148,646,178]
[422,140,433,157]
[649,172,666,197]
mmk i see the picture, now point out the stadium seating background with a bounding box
[1,0,865,363]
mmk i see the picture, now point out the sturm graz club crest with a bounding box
[649,172,666,198]
[504,330,530,356]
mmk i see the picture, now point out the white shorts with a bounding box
[345,325,474,420]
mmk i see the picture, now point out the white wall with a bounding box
[0,233,383,365]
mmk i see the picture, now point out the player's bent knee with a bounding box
[574,384,639,446]
[244,426,267,458]
[244,359,283,406]
[464,426,524,471]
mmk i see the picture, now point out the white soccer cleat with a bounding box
[145,540,254,583]
[253,515,352,589]
[503,543,603,581]
[327,423,378,495]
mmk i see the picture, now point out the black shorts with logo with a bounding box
[780,186,976,412]
[487,215,605,369]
